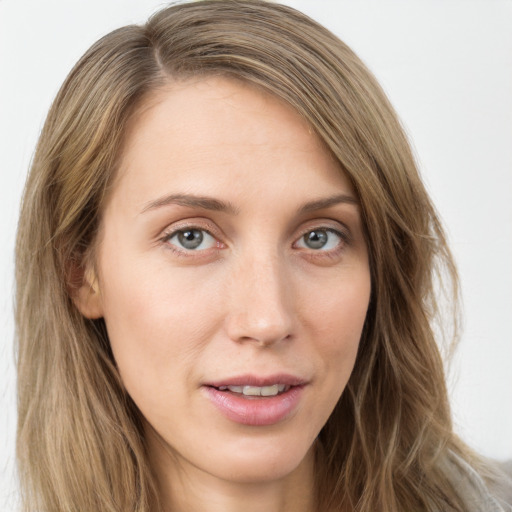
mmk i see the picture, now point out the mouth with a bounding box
[204,374,307,397]
[212,383,291,398]
[202,375,307,426]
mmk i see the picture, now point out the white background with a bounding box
[1,1,511,509]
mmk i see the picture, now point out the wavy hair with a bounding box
[15,1,485,510]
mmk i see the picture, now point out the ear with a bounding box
[71,261,104,319]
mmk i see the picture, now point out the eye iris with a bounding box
[177,230,204,249]
[304,230,328,249]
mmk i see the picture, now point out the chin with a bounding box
[201,433,315,484]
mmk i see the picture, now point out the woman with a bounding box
[14,1,511,511]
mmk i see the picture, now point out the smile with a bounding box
[203,374,307,426]
[216,384,290,397]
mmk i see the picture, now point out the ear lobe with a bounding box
[72,264,104,319]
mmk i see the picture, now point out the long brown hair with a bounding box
[15,1,484,510]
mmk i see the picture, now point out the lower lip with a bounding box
[203,386,304,426]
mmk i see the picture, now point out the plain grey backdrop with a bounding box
[1,1,511,509]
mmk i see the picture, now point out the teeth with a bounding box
[261,384,280,396]
[220,384,289,396]
[242,385,262,396]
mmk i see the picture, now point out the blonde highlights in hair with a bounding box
[16,1,481,511]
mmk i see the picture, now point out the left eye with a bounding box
[166,229,217,251]
[295,229,342,251]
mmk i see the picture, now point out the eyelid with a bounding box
[291,222,352,261]
[295,220,352,244]
[159,217,221,239]
[168,229,217,250]
[158,219,226,254]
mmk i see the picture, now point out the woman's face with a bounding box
[80,77,371,484]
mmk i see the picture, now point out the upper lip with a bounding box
[205,373,308,388]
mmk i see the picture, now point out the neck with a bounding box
[146,428,317,512]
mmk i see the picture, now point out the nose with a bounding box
[224,252,294,347]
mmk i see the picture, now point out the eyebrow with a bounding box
[140,192,358,215]
[141,193,239,215]
[298,193,359,214]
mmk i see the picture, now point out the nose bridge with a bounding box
[225,244,294,346]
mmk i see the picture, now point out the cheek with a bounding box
[97,248,224,397]
[303,269,370,342]
[302,270,370,385]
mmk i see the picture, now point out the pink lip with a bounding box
[206,373,307,388]
[202,374,307,426]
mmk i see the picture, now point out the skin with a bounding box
[77,77,371,512]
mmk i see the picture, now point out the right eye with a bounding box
[164,228,218,251]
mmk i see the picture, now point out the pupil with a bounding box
[178,230,203,249]
[305,230,328,249]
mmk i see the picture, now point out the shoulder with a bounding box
[489,460,512,511]
[448,452,512,512]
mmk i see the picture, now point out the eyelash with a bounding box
[159,223,351,259]
[293,226,350,257]
[159,224,223,258]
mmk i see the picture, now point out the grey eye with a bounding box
[296,229,342,251]
[167,229,216,251]
[177,230,204,249]
[303,230,328,249]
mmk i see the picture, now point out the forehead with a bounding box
[109,76,354,213]
[121,76,327,159]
